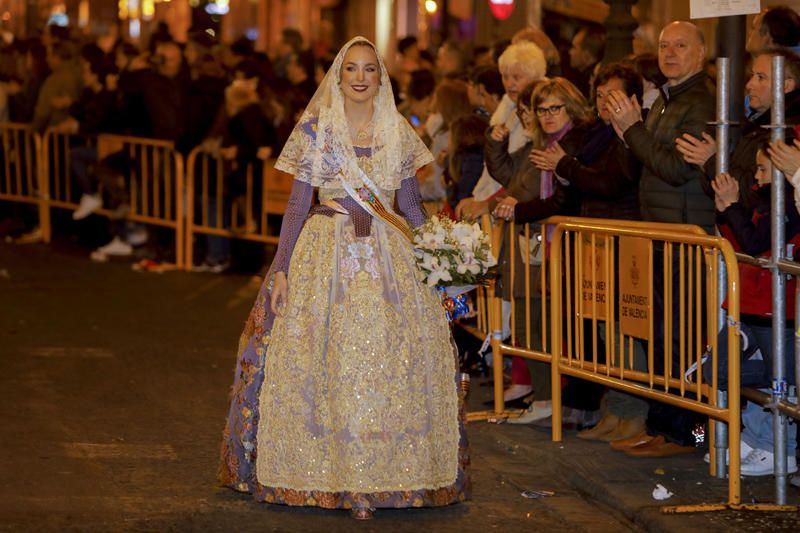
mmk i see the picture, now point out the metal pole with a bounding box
[770,54,788,505]
[716,258,729,479]
[714,57,730,480]
[716,57,731,176]
[796,283,800,408]
[716,16,746,147]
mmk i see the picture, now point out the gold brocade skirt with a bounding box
[254,213,462,497]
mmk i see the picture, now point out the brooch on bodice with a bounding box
[357,187,376,203]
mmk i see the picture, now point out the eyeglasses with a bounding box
[534,104,566,117]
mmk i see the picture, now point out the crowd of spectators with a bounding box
[390,7,800,485]
[0,24,327,268]
[3,7,800,487]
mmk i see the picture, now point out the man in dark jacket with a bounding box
[606,21,716,457]
[32,40,82,133]
[676,47,800,211]
[609,21,715,233]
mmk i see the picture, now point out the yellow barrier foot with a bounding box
[662,503,800,513]
[465,409,526,423]
[661,503,729,513]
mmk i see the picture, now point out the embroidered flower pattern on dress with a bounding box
[341,232,380,280]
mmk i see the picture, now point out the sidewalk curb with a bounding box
[490,426,731,532]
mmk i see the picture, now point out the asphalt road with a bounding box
[1,242,797,532]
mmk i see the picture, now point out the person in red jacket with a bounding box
[713,139,799,476]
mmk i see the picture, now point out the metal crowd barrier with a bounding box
[36,130,186,267]
[709,54,800,507]
[184,148,291,270]
[40,129,81,242]
[474,216,744,505]
[0,123,47,238]
[547,219,741,505]
[483,217,711,416]
[454,215,501,342]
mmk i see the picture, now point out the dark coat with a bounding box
[555,119,641,221]
[446,146,483,209]
[223,102,278,197]
[624,71,716,232]
[181,74,227,153]
[116,68,154,138]
[484,130,531,189]
[719,182,800,257]
[116,67,187,143]
[705,88,800,212]
[70,88,117,136]
[513,126,586,223]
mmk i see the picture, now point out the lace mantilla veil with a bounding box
[273,36,433,194]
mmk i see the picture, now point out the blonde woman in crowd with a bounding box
[457,40,547,217]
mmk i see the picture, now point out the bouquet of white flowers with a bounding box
[412,216,497,292]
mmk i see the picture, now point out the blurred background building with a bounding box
[3,0,800,68]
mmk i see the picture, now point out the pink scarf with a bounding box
[539,121,574,200]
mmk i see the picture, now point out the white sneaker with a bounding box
[72,194,102,220]
[126,227,148,246]
[740,447,799,476]
[97,236,132,256]
[507,401,552,425]
[704,440,754,465]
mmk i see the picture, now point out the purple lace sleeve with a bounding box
[273,179,314,273]
[397,176,428,229]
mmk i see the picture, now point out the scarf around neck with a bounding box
[540,121,573,200]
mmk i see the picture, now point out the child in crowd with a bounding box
[445,114,489,213]
[713,139,800,476]
[419,79,472,210]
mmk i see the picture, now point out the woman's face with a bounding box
[340,44,381,104]
[595,77,626,124]
[501,62,535,104]
[755,149,772,187]
[535,94,570,134]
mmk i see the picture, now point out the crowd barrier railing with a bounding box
[734,252,800,419]
[0,123,46,238]
[40,129,83,242]
[547,219,741,505]
[454,214,501,340]
[38,130,186,267]
[456,214,503,423]
[734,251,800,504]
[483,217,711,416]
[478,216,743,506]
[184,147,291,270]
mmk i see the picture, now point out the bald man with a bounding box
[605,21,716,458]
[609,21,715,231]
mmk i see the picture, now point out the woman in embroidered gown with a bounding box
[218,37,469,519]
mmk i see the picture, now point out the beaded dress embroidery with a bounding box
[218,37,470,510]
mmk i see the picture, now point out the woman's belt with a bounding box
[308,197,374,237]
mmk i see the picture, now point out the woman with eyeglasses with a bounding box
[487,78,593,420]
[491,77,592,222]
[526,63,643,222]
[498,67,645,432]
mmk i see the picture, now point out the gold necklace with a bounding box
[350,118,373,143]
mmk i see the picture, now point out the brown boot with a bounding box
[577,414,620,441]
[624,436,696,457]
[600,416,646,443]
[609,429,653,451]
